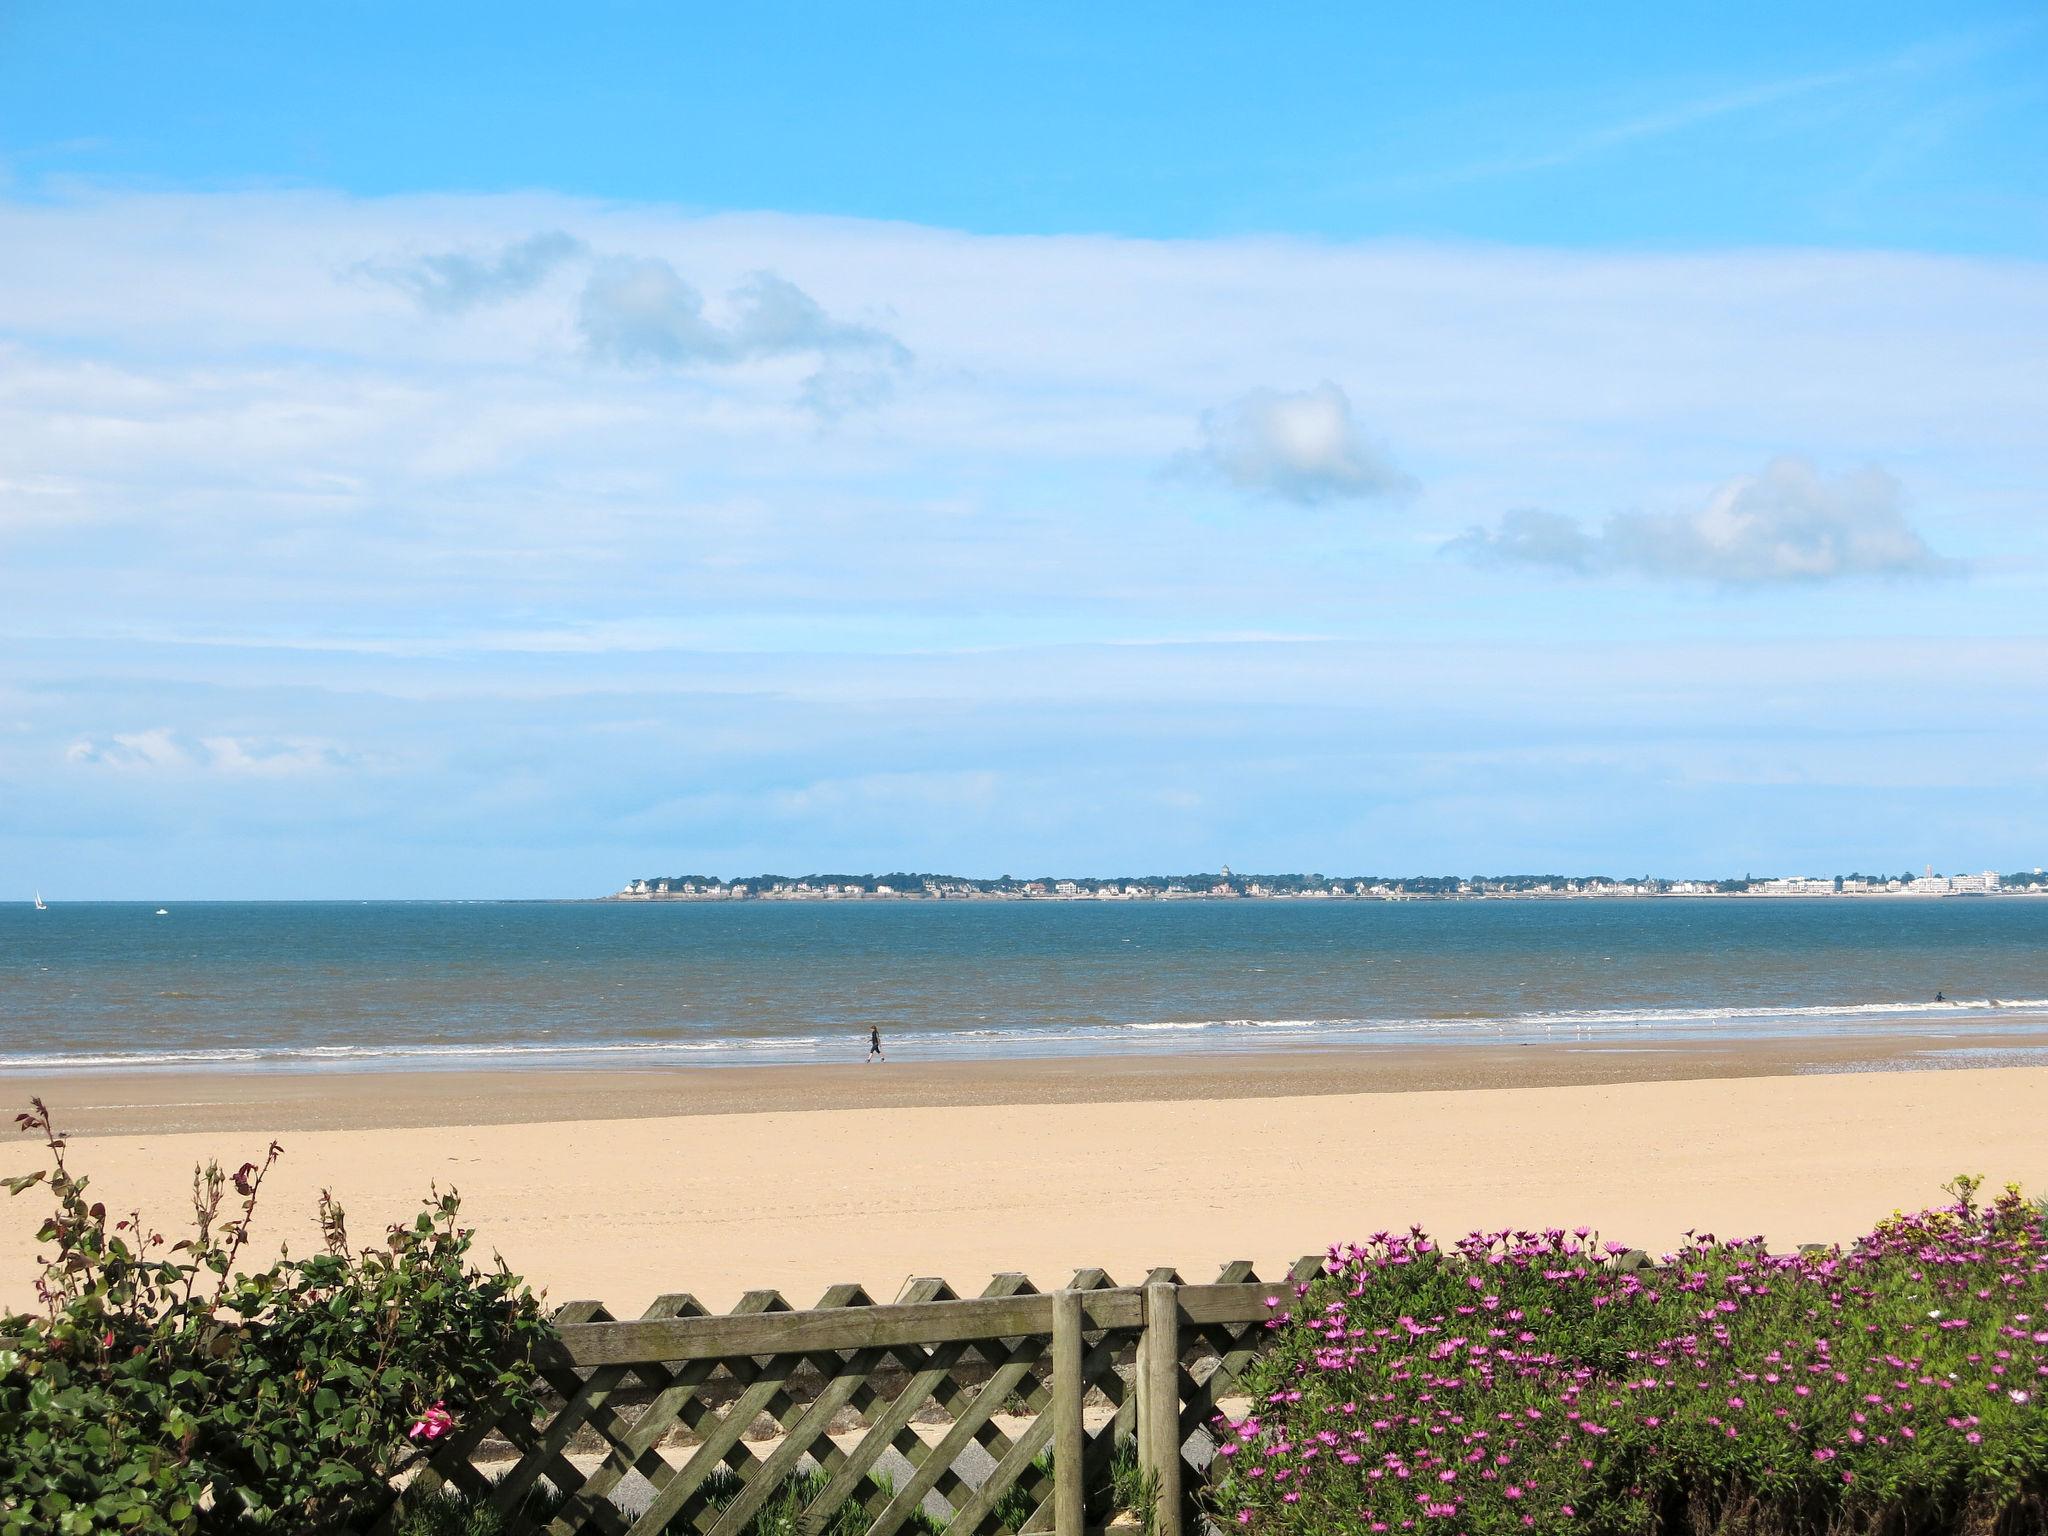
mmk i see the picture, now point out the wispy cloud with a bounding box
[574,256,911,413]
[578,258,909,370]
[356,230,587,314]
[1420,27,2019,185]
[199,735,356,776]
[66,730,353,775]
[64,728,191,771]
[1178,382,1412,505]
[1446,458,1956,584]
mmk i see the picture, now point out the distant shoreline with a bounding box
[16,890,2044,907]
[611,866,2039,902]
[608,887,2047,903]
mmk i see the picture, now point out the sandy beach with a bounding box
[4,1036,2046,1317]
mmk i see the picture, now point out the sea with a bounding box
[3,898,2047,1074]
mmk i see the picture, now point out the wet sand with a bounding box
[8,1026,2048,1136]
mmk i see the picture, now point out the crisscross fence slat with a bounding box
[379,1258,1328,1536]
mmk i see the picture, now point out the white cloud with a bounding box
[65,728,190,771]
[1446,458,1956,583]
[0,189,2039,641]
[199,736,352,776]
[577,257,908,370]
[356,230,586,314]
[1180,382,1412,504]
[65,730,349,775]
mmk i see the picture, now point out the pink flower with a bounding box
[408,1402,455,1443]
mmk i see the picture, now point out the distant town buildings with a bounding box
[611,867,2035,902]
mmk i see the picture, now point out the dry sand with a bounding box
[4,1040,2046,1316]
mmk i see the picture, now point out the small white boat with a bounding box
[155,907,169,916]
[33,890,46,911]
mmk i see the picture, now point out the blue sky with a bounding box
[1,3,2045,896]
[7,3,2046,253]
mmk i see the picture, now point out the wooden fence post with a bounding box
[1141,1280,1183,1536]
[1052,1290,1085,1536]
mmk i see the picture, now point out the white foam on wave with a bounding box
[0,1035,830,1072]
[0,1048,271,1070]
[1127,1017,1327,1032]
[8,996,2045,1073]
[1508,997,2048,1029]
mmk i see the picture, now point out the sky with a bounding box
[1,1,2045,897]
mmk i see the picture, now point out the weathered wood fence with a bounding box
[380,1258,1328,1536]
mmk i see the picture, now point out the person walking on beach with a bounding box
[866,1025,885,1063]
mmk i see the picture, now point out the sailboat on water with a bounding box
[33,890,46,911]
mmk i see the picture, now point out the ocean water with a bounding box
[2,898,2046,1073]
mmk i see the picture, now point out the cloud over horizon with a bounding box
[1446,459,1956,584]
[578,258,910,371]
[1181,382,1413,505]
[356,229,587,314]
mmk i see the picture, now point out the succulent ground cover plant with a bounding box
[1214,1178,2048,1535]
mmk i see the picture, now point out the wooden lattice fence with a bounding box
[377,1257,1329,1536]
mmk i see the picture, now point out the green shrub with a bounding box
[390,1480,564,1536]
[0,1098,548,1535]
[733,1467,878,1536]
[1212,1179,2048,1536]
[986,1450,1052,1532]
[864,1471,948,1536]
[1106,1441,1157,1532]
[341,1461,925,1536]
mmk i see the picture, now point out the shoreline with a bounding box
[608,890,2048,902]
[9,1026,2048,1136]
[22,890,2048,906]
